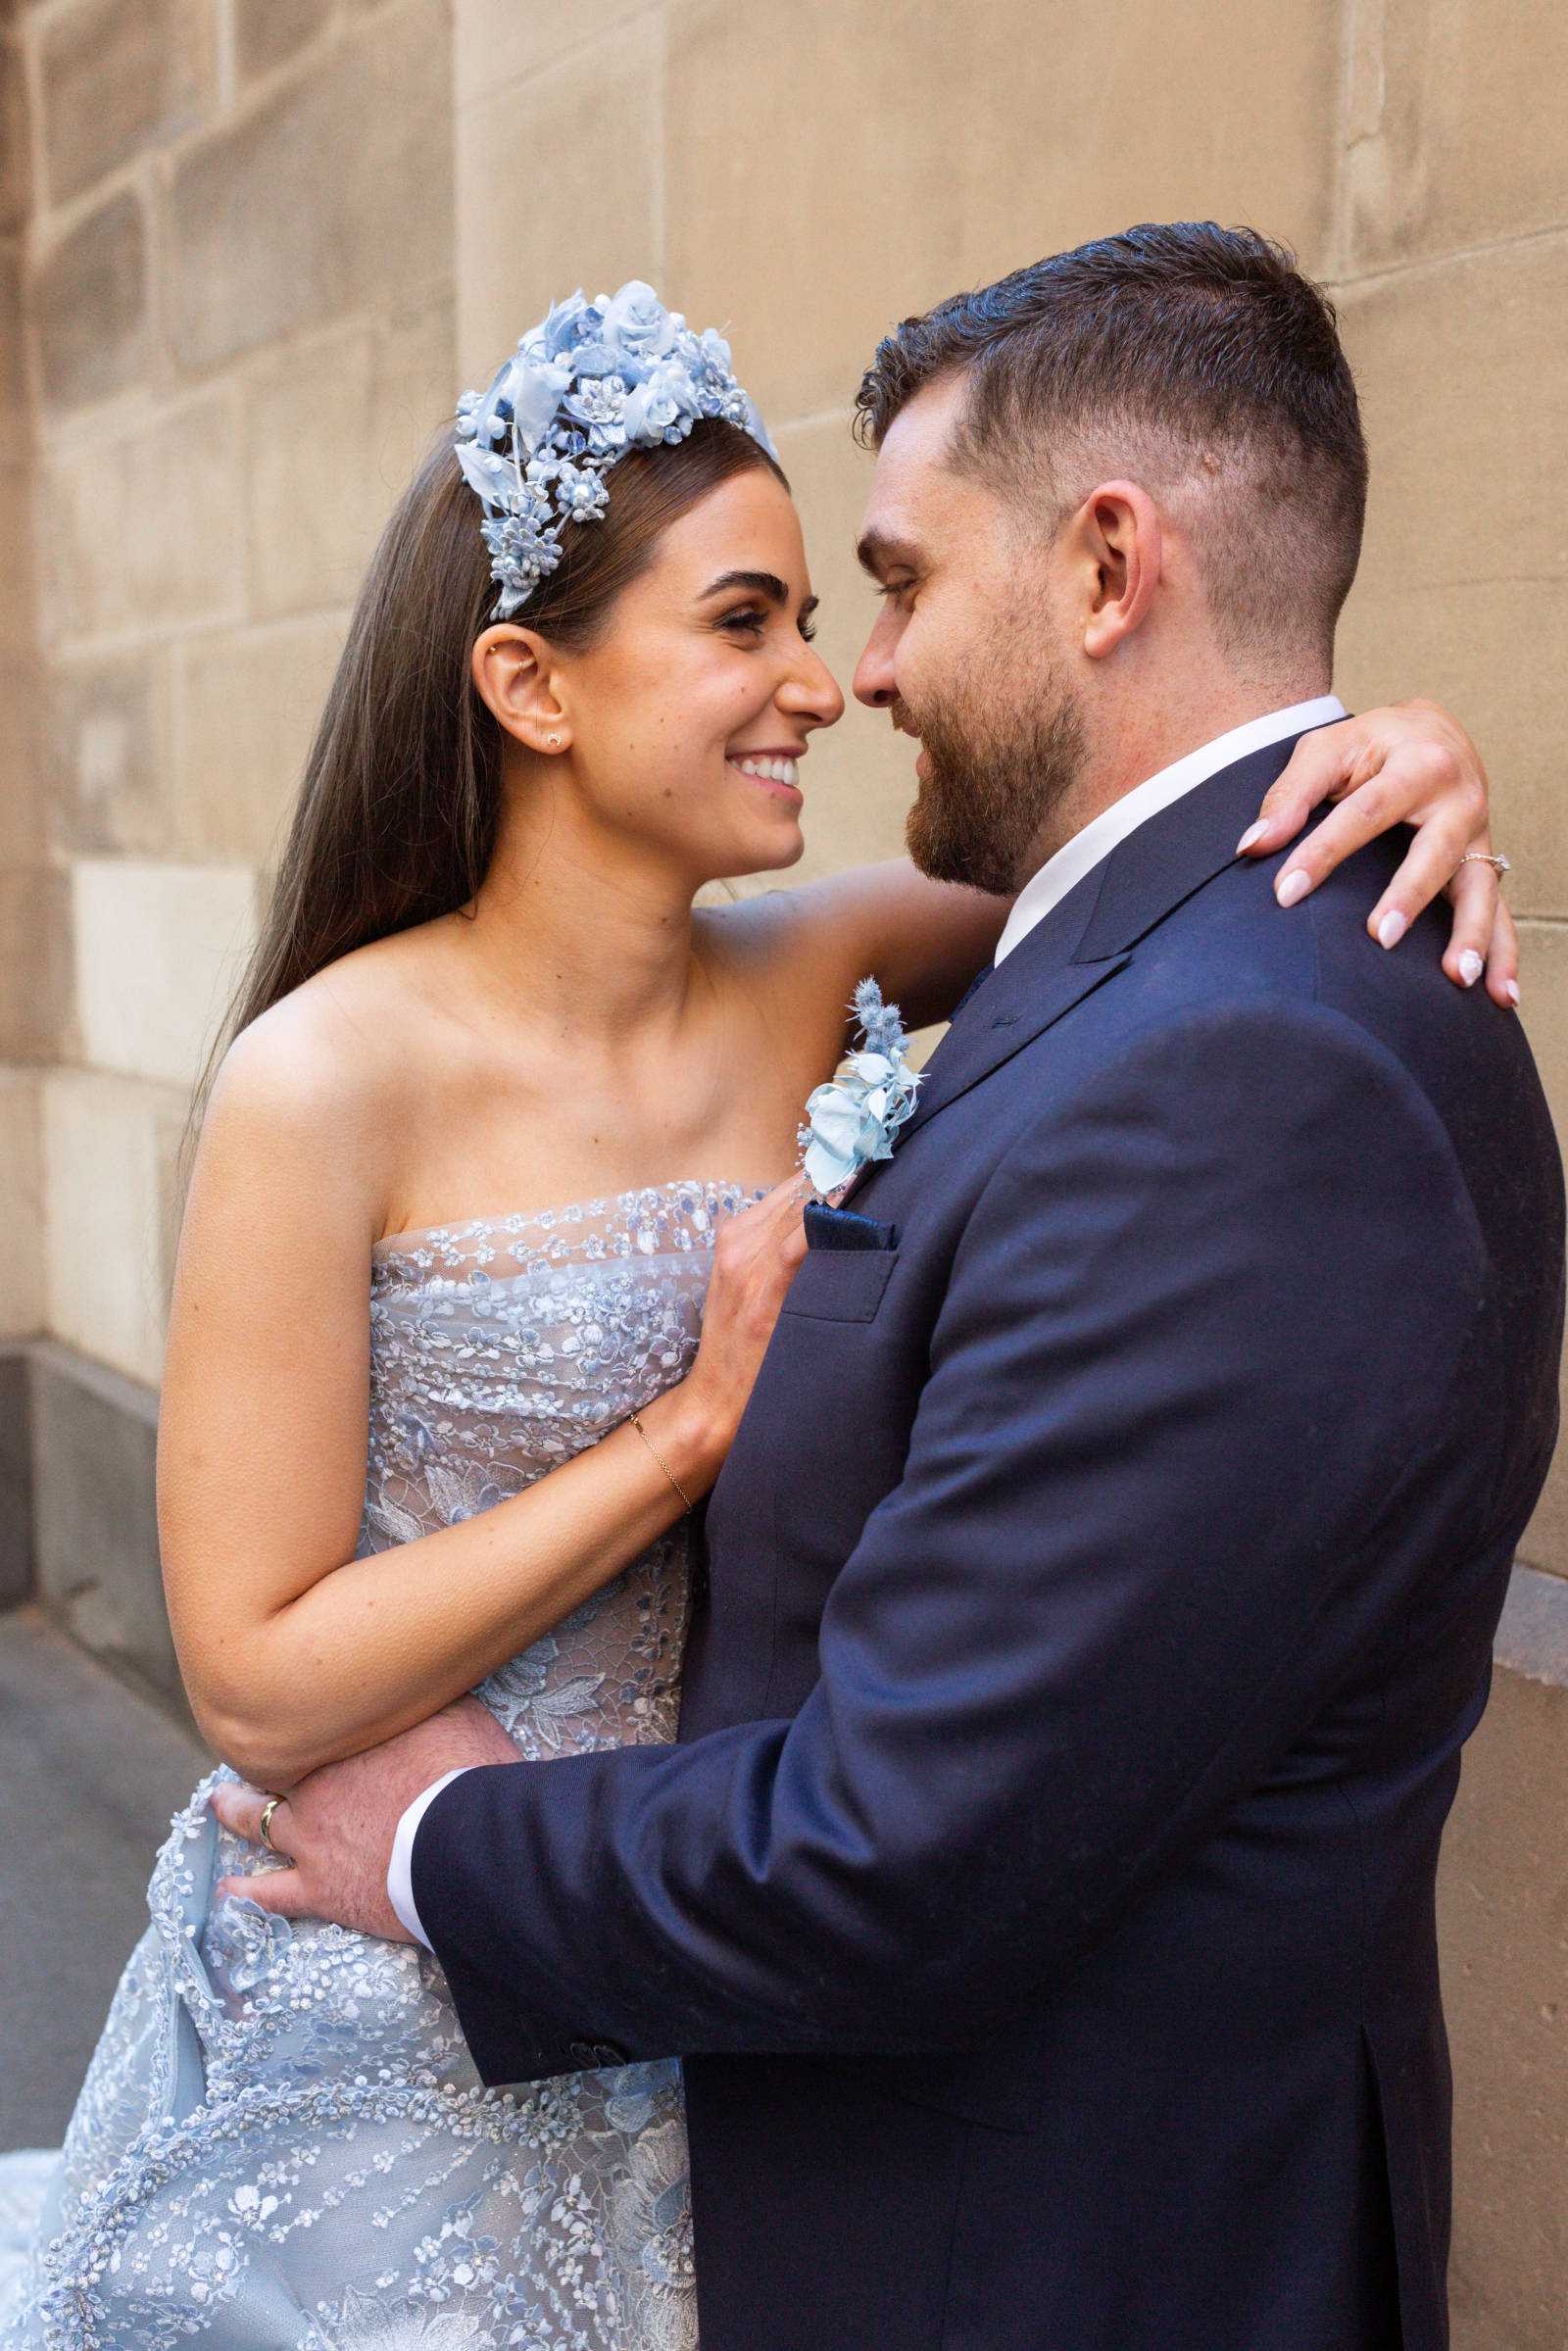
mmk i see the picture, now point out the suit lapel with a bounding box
[898,933,1129,1144]
[1070,731,1318,962]
[896,729,1327,1148]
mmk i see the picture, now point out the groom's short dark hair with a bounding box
[855,222,1368,666]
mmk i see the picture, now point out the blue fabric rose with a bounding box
[796,980,923,1197]
[454,279,777,620]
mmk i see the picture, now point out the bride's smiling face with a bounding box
[508,468,845,886]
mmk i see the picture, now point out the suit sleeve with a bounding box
[415,1001,1488,2084]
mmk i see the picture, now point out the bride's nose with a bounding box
[777,646,845,732]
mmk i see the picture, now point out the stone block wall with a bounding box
[0,1,1561,2339]
[1,0,455,1391]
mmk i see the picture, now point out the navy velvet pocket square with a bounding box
[804,1202,899,1252]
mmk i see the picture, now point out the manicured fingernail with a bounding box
[1276,868,1311,907]
[1377,909,1407,950]
[1457,950,1484,988]
[1236,821,1268,854]
[1506,980,1521,1007]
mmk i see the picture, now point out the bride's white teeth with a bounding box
[731,756,800,787]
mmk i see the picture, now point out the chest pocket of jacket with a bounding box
[779,1245,899,1323]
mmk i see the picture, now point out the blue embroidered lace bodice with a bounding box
[0,1177,768,2351]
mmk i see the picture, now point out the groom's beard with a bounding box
[901,659,1090,899]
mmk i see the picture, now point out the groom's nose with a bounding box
[853,616,898,708]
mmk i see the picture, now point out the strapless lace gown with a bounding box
[0,1178,766,2351]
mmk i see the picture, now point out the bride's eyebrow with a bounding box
[698,569,820,621]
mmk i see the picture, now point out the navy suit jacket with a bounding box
[416,734,1564,2351]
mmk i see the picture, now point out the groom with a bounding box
[231,225,1564,2348]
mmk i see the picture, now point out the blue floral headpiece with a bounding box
[454,279,779,620]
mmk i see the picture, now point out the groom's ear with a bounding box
[1071,479,1162,661]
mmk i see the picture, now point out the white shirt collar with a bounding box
[992,695,1347,967]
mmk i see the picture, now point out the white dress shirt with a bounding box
[991,695,1346,966]
[387,692,1347,1949]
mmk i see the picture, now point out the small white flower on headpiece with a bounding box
[797,978,924,1199]
[454,280,778,620]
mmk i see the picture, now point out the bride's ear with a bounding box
[471,626,571,755]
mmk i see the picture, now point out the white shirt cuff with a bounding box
[388,1767,474,1948]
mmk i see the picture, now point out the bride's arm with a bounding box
[158,1006,799,1793]
[774,701,1513,1035]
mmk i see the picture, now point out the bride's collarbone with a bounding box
[372,983,830,1241]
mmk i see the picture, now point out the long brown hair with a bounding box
[181,416,788,1188]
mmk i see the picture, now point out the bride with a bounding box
[0,282,1514,2349]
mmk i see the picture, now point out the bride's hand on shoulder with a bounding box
[1236,699,1518,1009]
[678,1176,809,1458]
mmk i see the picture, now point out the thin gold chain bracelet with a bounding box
[628,1408,694,1510]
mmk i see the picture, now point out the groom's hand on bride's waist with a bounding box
[210,1695,517,1943]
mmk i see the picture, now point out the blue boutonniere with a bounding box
[797,978,924,1199]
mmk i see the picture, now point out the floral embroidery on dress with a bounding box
[0,1177,769,2351]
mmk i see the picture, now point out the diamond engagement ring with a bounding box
[1458,852,1510,876]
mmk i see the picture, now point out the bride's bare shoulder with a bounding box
[198,928,438,1220]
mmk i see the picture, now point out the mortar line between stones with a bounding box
[1329,217,1568,298]
[1327,0,1358,287]
[453,1,667,121]
[213,0,237,117]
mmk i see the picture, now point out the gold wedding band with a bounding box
[258,1793,286,1854]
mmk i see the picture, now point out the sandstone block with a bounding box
[0,30,28,234]
[0,463,35,651]
[245,298,453,617]
[71,857,257,1090]
[455,0,655,109]
[172,615,345,864]
[245,321,377,617]
[0,1065,44,1337]
[0,240,28,465]
[0,863,74,1062]
[953,0,1341,290]
[38,0,214,209]
[41,1066,185,1386]
[0,651,44,866]
[32,185,147,411]
[167,0,451,374]
[1439,1566,1568,2351]
[39,386,244,643]
[375,286,457,481]
[456,10,662,387]
[46,642,170,856]
[1346,0,1568,273]
[666,0,966,426]
[235,0,332,84]
[1335,237,1568,916]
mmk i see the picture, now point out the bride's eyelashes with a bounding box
[717,605,818,645]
